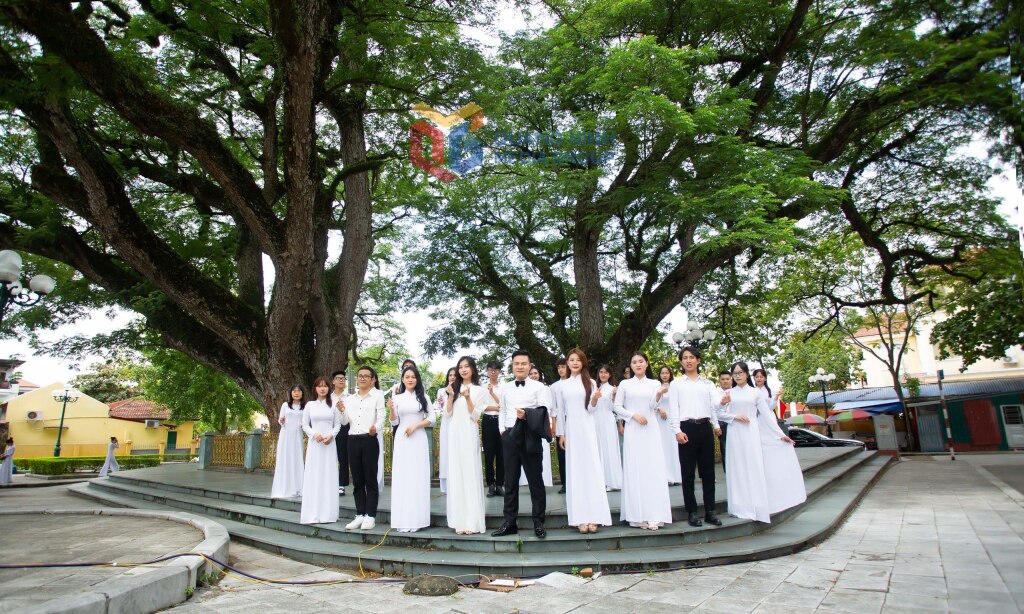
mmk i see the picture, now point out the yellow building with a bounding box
[3,382,195,459]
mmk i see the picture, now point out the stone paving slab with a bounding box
[157,454,1024,613]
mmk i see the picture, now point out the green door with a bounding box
[166,430,177,450]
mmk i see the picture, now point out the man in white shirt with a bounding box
[482,360,505,498]
[340,366,386,531]
[494,349,553,538]
[667,346,725,527]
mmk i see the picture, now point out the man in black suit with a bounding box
[493,349,552,538]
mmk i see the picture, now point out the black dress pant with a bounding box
[481,414,504,486]
[501,422,546,528]
[718,422,728,473]
[678,420,716,514]
[556,442,567,488]
[336,423,350,486]
[349,434,379,516]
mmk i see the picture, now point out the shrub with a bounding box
[16,454,187,475]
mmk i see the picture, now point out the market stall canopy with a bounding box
[830,399,903,414]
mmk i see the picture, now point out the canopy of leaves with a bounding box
[930,246,1024,368]
[777,332,861,404]
[403,0,1015,371]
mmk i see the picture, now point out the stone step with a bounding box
[83,449,873,551]
[102,446,864,528]
[83,449,873,554]
[69,455,890,576]
[71,450,877,555]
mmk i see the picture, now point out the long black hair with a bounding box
[731,362,752,387]
[397,366,429,416]
[596,364,615,386]
[529,365,547,383]
[658,365,674,384]
[284,385,307,410]
[752,367,771,397]
[452,355,480,400]
[629,352,655,379]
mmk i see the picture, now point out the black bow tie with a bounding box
[515,380,526,387]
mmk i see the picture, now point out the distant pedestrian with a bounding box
[99,437,120,477]
[0,438,15,485]
[271,385,306,499]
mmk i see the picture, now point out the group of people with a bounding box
[271,344,807,537]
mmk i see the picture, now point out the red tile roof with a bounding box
[108,398,171,421]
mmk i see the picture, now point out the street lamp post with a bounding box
[672,321,717,349]
[51,384,81,457]
[0,250,56,326]
[809,368,837,438]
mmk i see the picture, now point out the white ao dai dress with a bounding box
[445,384,487,533]
[557,375,611,527]
[656,384,682,484]
[389,391,436,531]
[758,401,807,513]
[0,443,15,485]
[271,402,305,498]
[593,382,623,490]
[99,441,120,477]
[725,384,771,522]
[436,388,450,493]
[614,377,672,527]
[300,399,343,524]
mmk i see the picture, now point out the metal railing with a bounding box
[210,435,244,468]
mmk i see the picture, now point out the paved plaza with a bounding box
[0,513,204,611]
[2,454,1021,613]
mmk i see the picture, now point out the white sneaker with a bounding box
[360,516,376,530]
[345,515,364,530]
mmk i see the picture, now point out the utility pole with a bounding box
[937,369,955,461]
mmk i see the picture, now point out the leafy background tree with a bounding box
[930,246,1024,368]
[777,332,861,407]
[0,0,1016,415]
[0,0,490,427]
[69,356,143,404]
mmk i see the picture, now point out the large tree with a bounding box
[0,0,485,424]
[406,0,1014,370]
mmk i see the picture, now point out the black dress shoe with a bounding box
[486,484,497,497]
[704,513,723,526]
[687,512,703,527]
[491,523,518,537]
[496,485,504,496]
[558,486,566,494]
[534,527,546,538]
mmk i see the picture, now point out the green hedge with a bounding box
[15,454,193,475]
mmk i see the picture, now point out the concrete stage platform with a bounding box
[70,447,890,577]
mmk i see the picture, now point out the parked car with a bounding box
[787,426,865,448]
